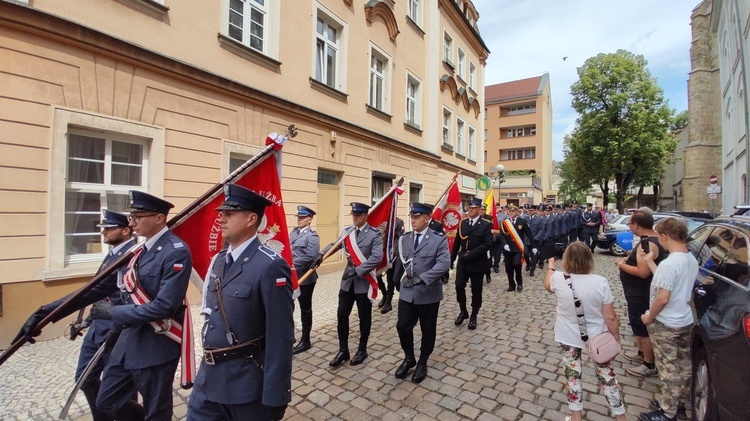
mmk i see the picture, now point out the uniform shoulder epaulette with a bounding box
[168,236,185,249]
[258,245,280,260]
[431,229,445,236]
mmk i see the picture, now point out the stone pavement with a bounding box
[0,249,666,420]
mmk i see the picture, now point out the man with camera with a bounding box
[498,205,537,292]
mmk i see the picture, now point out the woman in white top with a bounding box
[638,218,698,421]
[545,241,626,421]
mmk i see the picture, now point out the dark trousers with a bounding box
[76,331,114,421]
[377,266,395,296]
[188,397,281,421]
[396,300,440,363]
[503,251,524,288]
[97,357,179,421]
[297,282,316,334]
[455,266,484,315]
[582,231,598,251]
[337,288,372,351]
[568,229,578,245]
[523,248,539,273]
[491,241,503,271]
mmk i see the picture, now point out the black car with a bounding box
[688,215,750,420]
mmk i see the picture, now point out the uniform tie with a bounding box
[414,233,421,249]
[224,253,234,277]
[356,228,361,239]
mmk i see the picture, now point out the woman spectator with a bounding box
[545,241,627,421]
[638,218,698,421]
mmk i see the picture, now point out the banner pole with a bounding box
[432,171,460,210]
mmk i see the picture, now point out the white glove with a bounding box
[503,245,510,252]
[532,248,538,255]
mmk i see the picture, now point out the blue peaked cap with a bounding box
[128,191,174,215]
[97,209,129,228]
[349,202,371,214]
[296,205,316,217]
[215,184,271,214]
[409,202,434,215]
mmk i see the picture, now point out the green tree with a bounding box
[567,50,675,212]
[671,109,688,132]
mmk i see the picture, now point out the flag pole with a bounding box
[432,171,461,209]
[297,177,404,285]
[0,125,299,367]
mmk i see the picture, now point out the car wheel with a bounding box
[609,241,627,257]
[692,346,717,421]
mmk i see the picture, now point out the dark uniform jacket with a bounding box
[290,226,320,284]
[393,229,450,305]
[581,210,602,233]
[195,238,294,406]
[498,217,537,253]
[322,224,383,293]
[450,217,493,273]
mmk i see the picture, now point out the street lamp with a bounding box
[489,164,505,205]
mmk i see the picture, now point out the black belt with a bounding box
[203,338,264,365]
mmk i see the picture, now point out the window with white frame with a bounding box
[65,130,147,259]
[369,46,390,112]
[409,182,422,203]
[484,129,488,141]
[406,73,421,127]
[372,175,393,205]
[506,104,536,115]
[506,125,536,138]
[468,125,476,159]
[457,48,466,80]
[407,0,422,26]
[227,0,268,53]
[469,62,476,90]
[500,148,536,160]
[443,32,453,65]
[442,108,452,146]
[456,117,465,155]
[315,11,342,89]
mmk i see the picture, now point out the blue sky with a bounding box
[472,0,697,161]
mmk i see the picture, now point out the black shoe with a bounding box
[492,267,499,273]
[394,358,416,379]
[292,338,311,355]
[377,296,386,308]
[517,285,523,292]
[529,271,535,277]
[454,311,469,325]
[329,350,350,367]
[350,349,368,366]
[638,408,676,421]
[412,363,428,383]
[506,287,516,292]
[380,294,393,314]
[649,400,686,419]
[485,275,491,284]
[468,318,477,330]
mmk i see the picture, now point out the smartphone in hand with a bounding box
[640,235,650,253]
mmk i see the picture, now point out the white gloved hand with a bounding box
[503,245,510,252]
[532,248,538,255]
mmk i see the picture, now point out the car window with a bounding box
[687,225,715,267]
[704,228,750,287]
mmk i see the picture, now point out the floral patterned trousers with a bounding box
[561,344,626,415]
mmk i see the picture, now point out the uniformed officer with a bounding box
[290,205,320,355]
[581,202,602,252]
[498,205,537,292]
[321,202,383,367]
[392,203,451,383]
[479,204,495,284]
[492,205,508,273]
[188,184,294,421]
[376,216,404,314]
[450,198,492,330]
[525,205,542,277]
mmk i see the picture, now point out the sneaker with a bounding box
[638,408,676,421]
[627,364,658,378]
[624,352,644,364]
[649,400,687,420]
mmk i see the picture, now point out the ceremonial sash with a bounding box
[502,219,526,265]
[123,248,196,388]
[342,230,378,302]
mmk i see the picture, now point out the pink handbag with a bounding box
[586,331,621,364]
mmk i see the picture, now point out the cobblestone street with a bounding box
[1,249,664,420]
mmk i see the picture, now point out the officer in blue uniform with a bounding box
[581,202,602,252]
[450,198,493,330]
[291,205,320,355]
[188,184,294,421]
[14,192,192,420]
[392,203,450,383]
[377,216,404,314]
[320,202,383,367]
[524,205,542,277]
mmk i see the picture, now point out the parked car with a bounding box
[597,213,706,256]
[688,215,750,421]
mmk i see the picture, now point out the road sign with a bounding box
[709,193,718,199]
[710,174,718,184]
[707,186,722,194]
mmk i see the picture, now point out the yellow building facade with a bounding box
[0,0,488,343]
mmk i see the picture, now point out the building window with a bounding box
[484,107,488,119]
[406,73,421,127]
[484,150,487,162]
[369,46,390,112]
[315,11,342,89]
[468,125,476,160]
[407,0,421,26]
[442,108,452,146]
[227,0,268,53]
[372,175,394,205]
[443,32,453,66]
[457,47,466,80]
[500,148,536,160]
[506,104,536,115]
[456,117,465,155]
[484,129,488,141]
[409,183,422,203]
[318,169,338,185]
[506,125,536,138]
[469,62,476,90]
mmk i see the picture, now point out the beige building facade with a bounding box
[0,0,488,344]
[483,74,553,206]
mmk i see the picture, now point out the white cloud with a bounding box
[474,0,696,160]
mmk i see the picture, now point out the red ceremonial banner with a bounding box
[366,185,404,273]
[433,180,462,251]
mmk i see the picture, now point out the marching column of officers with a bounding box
[14,187,602,421]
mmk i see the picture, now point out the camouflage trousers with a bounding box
[560,345,626,415]
[648,320,692,418]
